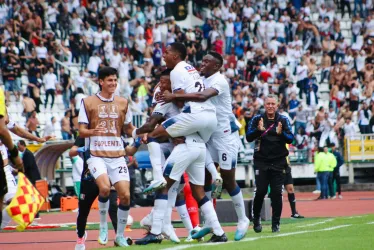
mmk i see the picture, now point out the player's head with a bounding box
[98,67,118,94]
[163,42,187,69]
[159,69,172,92]
[200,51,223,77]
[264,94,279,116]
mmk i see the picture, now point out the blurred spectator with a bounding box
[26,111,40,137]
[22,93,36,120]
[43,67,58,109]
[44,116,56,138]
[61,111,72,140]
[17,140,41,185]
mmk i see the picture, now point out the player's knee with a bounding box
[286,185,294,193]
[99,186,111,198]
[118,192,130,205]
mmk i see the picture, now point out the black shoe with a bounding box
[291,213,305,219]
[253,217,262,233]
[272,224,280,233]
[207,233,228,243]
[135,233,163,245]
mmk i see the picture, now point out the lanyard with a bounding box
[260,122,276,138]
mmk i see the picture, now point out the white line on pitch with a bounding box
[296,218,334,228]
[163,225,351,250]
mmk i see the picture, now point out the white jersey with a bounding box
[203,72,231,135]
[152,102,180,120]
[171,61,215,113]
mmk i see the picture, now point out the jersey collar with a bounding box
[96,92,114,102]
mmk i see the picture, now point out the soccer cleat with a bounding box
[75,231,87,250]
[312,190,321,194]
[338,195,343,199]
[291,213,305,219]
[162,224,180,243]
[191,226,212,239]
[143,179,167,194]
[140,215,152,232]
[114,236,130,247]
[272,224,280,233]
[186,226,204,242]
[207,233,228,243]
[234,218,250,241]
[135,233,163,245]
[98,227,108,245]
[253,217,262,233]
[211,175,223,199]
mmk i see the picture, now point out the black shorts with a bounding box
[284,166,293,186]
[0,153,6,198]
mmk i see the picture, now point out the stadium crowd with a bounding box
[0,0,374,158]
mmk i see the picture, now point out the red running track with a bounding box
[1,191,373,250]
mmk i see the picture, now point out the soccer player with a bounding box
[74,136,140,250]
[78,67,136,247]
[135,43,226,245]
[159,51,250,241]
[284,164,304,219]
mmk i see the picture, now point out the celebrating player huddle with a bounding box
[74,42,250,249]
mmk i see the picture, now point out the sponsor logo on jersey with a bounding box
[184,65,196,73]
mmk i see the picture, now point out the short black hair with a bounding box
[160,69,172,76]
[98,67,118,81]
[207,51,223,67]
[18,140,26,146]
[170,42,187,60]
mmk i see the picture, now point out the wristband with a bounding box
[9,146,19,158]
[133,137,142,148]
[77,147,85,153]
[131,128,138,139]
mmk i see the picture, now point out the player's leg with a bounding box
[135,144,190,245]
[214,135,249,240]
[75,179,99,250]
[110,157,131,247]
[252,169,270,233]
[162,180,180,243]
[186,147,227,243]
[87,157,111,245]
[205,146,222,199]
[269,170,286,233]
[108,189,118,233]
[285,170,304,218]
[144,139,167,193]
[1,165,17,229]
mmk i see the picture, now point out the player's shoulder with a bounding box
[114,96,128,104]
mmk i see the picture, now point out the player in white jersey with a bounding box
[159,51,250,241]
[135,43,227,245]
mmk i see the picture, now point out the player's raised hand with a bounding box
[276,122,282,135]
[159,90,175,104]
[258,118,265,131]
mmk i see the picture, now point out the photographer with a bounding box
[246,94,294,233]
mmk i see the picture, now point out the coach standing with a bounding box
[246,94,294,233]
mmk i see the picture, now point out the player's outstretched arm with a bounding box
[160,88,218,103]
[133,114,163,136]
[9,124,53,143]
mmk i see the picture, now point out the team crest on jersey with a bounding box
[109,105,119,118]
[184,65,196,73]
[98,120,109,133]
[109,120,117,133]
[98,105,109,118]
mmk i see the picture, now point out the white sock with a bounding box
[1,209,11,229]
[200,198,224,236]
[148,142,164,181]
[150,196,168,235]
[176,201,193,232]
[205,191,212,200]
[168,182,179,208]
[230,186,248,222]
[98,197,109,230]
[205,150,218,180]
[116,205,130,238]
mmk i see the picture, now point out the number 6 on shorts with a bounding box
[219,151,233,170]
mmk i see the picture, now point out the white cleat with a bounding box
[162,224,180,243]
[234,218,250,241]
[75,231,87,250]
[143,179,167,194]
[98,227,108,245]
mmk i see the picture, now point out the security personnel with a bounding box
[246,94,294,233]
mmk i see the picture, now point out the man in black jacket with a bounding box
[246,94,294,233]
[17,140,41,185]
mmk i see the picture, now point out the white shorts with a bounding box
[4,165,17,202]
[164,143,206,186]
[162,110,217,143]
[207,132,238,170]
[87,156,129,184]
